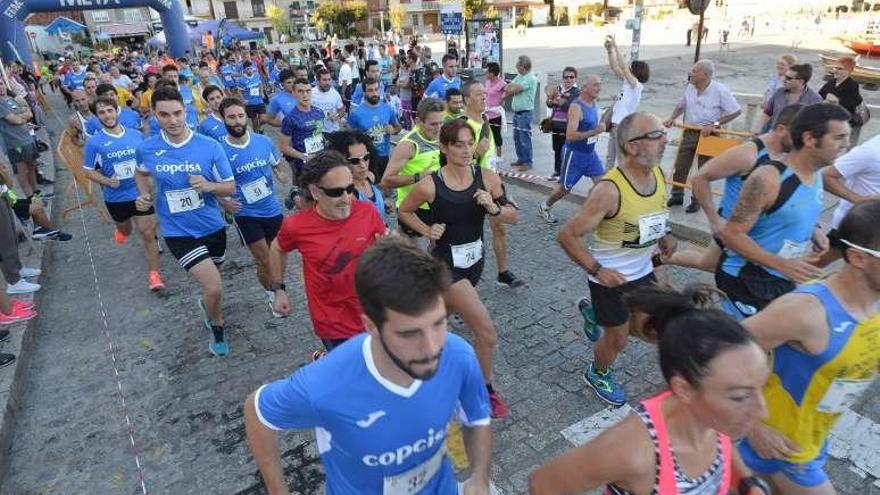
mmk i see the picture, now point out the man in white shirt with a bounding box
[820,134,880,265]
[311,68,345,132]
[663,60,741,213]
[109,66,133,90]
[338,48,355,106]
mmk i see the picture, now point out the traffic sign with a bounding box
[440,2,463,35]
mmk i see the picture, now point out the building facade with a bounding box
[82,7,153,44]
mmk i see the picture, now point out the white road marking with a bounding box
[560,405,632,446]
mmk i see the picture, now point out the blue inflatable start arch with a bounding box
[0,0,191,65]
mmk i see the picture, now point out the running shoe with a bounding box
[539,202,558,224]
[0,305,36,326]
[32,227,58,240]
[0,353,14,368]
[496,271,525,288]
[54,231,72,242]
[583,363,627,407]
[10,299,35,311]
[6,279,40,295]
[19,267,41,278]
[148,271,165,292]
[311,350,327,362]
[208,325,229,357]
[577,297,601,342]
[114,229,128,245]
[488,390,509,419]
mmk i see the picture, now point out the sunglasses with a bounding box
[840,239,880,258]
[563,75,576,79]
[783,75,801,81]
[318,184,357,198]
[347,153,370,165]
[628,129,667,142]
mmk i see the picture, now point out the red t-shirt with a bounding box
[276,201,385,340]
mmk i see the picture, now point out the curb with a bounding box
[501,175,714,246]
[0,123,58,483]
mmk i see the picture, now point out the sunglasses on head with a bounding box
[840,239,880,259]
[318,184,357,198]
[347,153,370,165]
[628,129,667,142]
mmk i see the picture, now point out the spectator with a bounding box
[506,55,538,171]
[762,54,796,108]
[819,56,864,145]
[663,60,741,213]
[758,63,822,133]
[484,62,507,157]
[604,36,650,168]
[546,67,579,177]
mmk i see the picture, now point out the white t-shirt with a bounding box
[830,135,880,228]
[338,62,353,86]
[611,80,644,125]
[312,86,344,132]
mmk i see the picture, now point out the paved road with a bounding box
[3,159,878,494]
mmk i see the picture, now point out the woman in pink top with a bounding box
[530,285,771,495]
[484,62,507,156]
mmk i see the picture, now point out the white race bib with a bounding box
[451,239,483,269]
[777,240,811,259]
[165,187,204,214]
[241,176,271,204]
[113,159,136,180]
[249,86,261,97]
[382,442,446,495]
[638,211,668,244]
[817,378,872,414]
[586,136,598,145]
[304,135,324,154]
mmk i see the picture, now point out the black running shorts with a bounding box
[587,272,657,327]
[105,200,155,224]
[233,214,283,245]
[164,228,227,271]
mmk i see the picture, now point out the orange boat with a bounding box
[843,37,880,56]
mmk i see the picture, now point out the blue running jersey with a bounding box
[221,133,283,218]
[238,73,264,106]
[83,127,143,204]
[281,106,325,170]
[198,113,227,141]
[64,70,86,91]
[267,91,298,120]
[136,131,234,238]
[719,138,771,219]
[565,99,599,154]
[347,102,399,157]
[219,64,237,88]
[424,76,461,100]
[256,333,491,495]
[179,84,196,109]
[148,108,200,136]
[85,107,142,136]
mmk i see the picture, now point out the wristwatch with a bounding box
[587,263,603,276]
[739,476,770,495]
[268,282,286,292]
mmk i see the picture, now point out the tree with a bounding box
[312,0,367,37]
[388,2,407,31]
[266,4,292,37]
[463,0,486,19]
[485,5,499,18]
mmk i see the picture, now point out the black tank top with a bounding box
[430,166,486,262]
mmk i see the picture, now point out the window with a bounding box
[224,1,239,19]
[91,10,110,23]
[263,27,273,43]
[124,9,143,23]
[252,0,266,17]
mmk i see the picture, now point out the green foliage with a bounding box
[463,0,486,19]
[312,1,368,37]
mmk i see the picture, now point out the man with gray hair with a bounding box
[506,55,538,171]
[663,59,741,213]
[557,111,677,406]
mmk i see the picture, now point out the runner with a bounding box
[82,96,163,291]
[557,112,677,406]
[85,83,143,135]
[348,78,401,186]
[539,75,606,224]
[277,77,325,210]
[529,285,771,495]
[264,69,297,126]
[424,53,461,100]
[217,96,287,316]
[325,131,387,223]
[717,103,851,320]
[237,61,266,134]
[266,150,385,356]
[442,88,465,123]
[310,68,345,133]
[146,81,200,136]
[398,119,518,418]
[380,97,444,238]
[197,85,227,141]
[134,86,236,357]
[819,134,880,266]
[737,199,880,494]
[68,89,93,146]
[664,103,802,272]
[461,80,525,288]
[245,237,493,495]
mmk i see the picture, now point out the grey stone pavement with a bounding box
[2,55,879,493]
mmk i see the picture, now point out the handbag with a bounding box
[853,101,871,127]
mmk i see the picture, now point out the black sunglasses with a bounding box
[347,153,371,165]
[318,184,357,198]
[783,75,800,81]
[628,129,667,142]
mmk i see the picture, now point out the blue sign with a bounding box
[440,8,463,35]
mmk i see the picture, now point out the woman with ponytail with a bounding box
[529,285,772,495]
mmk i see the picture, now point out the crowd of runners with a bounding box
[0,35,876,495]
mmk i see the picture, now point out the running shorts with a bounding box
[715,264,795,320]
[370,154,390,184]
[234,214,283,245]
[245,104,267,118]
[105,200,154,224]
[7,142,39,168]
[165,228,227,271]
[739,439,830,487]
[559,146,604,191]
[587,272,657,327]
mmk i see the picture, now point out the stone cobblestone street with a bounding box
[2,159,878,494]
